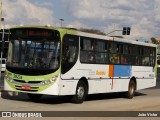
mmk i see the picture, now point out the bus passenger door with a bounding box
[61,34,79,77]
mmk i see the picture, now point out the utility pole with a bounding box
[0,0,3,30]
[0,0,2,78]
[0,0,2,29]
[0,0,3,79]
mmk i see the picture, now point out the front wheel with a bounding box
[71,81,88,104]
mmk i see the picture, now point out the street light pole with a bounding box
[0,0,3,79]
[0,0,2,78]
[59,19,64,27]
[0,0,3,30]
[106,30,123,36]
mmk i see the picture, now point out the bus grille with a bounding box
[15,85,39,92]
[14,79,41,84]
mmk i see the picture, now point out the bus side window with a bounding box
[80,38,95,63]
[69,46,77,63]
[63,46,70,62]
[121,56,127,64]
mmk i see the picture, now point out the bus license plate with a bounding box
[22,85,31,90]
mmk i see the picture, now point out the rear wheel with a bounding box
[71,81,88,104]
[126,80,136,99]
[27,93,42,101]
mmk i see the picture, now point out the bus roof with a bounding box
[76,31,157,48]
[9,26,157,48]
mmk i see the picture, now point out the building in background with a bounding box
[155,38,160,73]
[0,29,9,72]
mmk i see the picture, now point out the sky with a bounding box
[1,0,160,41]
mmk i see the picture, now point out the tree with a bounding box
[151,37,159,44]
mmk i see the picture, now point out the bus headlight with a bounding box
[40,76,58,85]
[5,75,14,83]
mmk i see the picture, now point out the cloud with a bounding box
[3,0,55,27]
[66,21,89,29]
[2,0,160,40]
[61,0,160,39]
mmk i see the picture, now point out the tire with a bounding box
[27,93,42,101]
[126,80,136,99]
[71,81,88,104]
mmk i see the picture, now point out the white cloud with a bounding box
[2,0,160,40]
[2,0,55,27]
[61,0,160,40]
[66,21,89,29]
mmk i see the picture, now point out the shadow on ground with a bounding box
[1,90,146,105]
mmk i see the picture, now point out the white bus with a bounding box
[4,26,157,103]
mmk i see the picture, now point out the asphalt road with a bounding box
[0,89,160,120]
[0,72,160,120]
[1,88,160,110]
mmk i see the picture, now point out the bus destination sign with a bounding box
[11,28,56,38]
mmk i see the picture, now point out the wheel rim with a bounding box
[77,86,85,99]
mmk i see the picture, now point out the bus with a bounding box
[4,26,157,103]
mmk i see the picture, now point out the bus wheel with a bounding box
[126,80,136,99]
[71,81,87,104]
[27,93,42,101]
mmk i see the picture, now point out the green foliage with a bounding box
[151,37,159,44]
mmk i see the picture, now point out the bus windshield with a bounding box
[7,39,60,75]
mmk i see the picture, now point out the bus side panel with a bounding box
[136,78,156,90]
[108,78,129,92]
[83,78,129,94]
[59,79,79,95]
[87,79,109,94]
[114,65,132,77]
[132,66,156,90]
[61,61,130,94]
[59,77,130,95]
[61,58,156,95]
[61,61,111,94]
